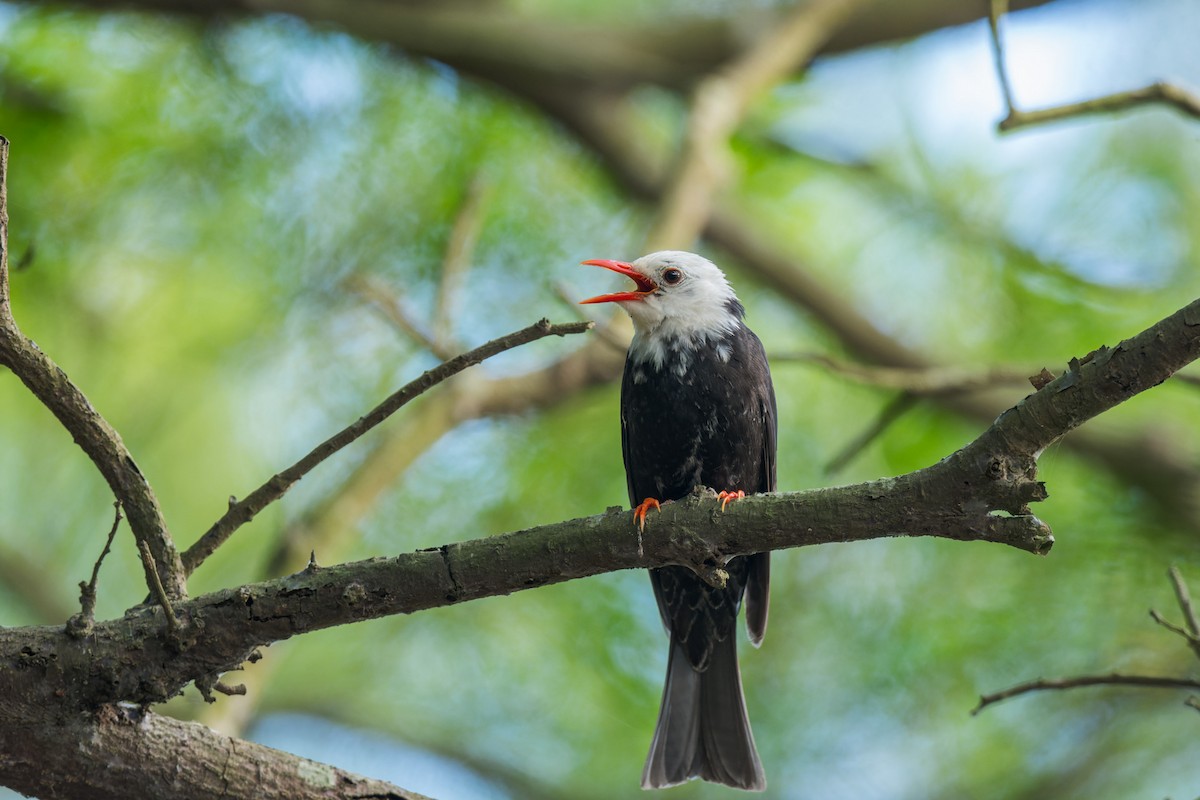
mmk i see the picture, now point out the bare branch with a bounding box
[981,568,1200,715]
[1149,608,1200,650]
[779,352,1040,394]
[138,540,182,642]
[343,272,444,355]
[181,318,593,575]
[986,0,1018,115]
[1168,565,1200,637]
[0,136,8,304]
[647,0,870,250]
[1001,81,1200,132]
[0,137,187,601]
[972,673,1200,715]
[66,501,124,638]
[989,0,1200,132]
[434,175,488,352]
[825,393,917,475]
[1165,565,1200,662]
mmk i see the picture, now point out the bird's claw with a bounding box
[633,497,661,532]
[717,490,745,512]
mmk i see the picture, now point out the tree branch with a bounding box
[7,292,1196,719]
[976,568,1200,715]
[25,0,1063,96]
[0,136,188,602]
[988,0,1200,132]
[181,318,593,575]
[0,705,435,800]
[66,501,123,637]
[972,673,1200,715]
[523,85,1200,530]
[646,0,870,250]
[433,174,488,354]
[778,352,1042,394]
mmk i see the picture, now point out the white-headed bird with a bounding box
[581,251,776,791]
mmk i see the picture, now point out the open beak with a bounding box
[579,259,658,304]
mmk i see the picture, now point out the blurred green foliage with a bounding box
[1,1,1199,799]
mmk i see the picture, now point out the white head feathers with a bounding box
[617,251,744,371]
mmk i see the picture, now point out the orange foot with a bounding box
[717,489,746,512]
[633,497,662,532]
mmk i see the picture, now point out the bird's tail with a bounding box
[641,636,765,791]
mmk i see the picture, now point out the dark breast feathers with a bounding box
[620,323,776,669]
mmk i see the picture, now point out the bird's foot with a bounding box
[633,497,662,532]
[717,489,746,512]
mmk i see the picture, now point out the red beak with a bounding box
[579,259,658,304]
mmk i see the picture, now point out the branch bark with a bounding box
[0,136,188,601]
[972,673,1200,715]
[0,706,433,800]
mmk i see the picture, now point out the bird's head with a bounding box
[579,251,743,340]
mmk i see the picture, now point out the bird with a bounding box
[580,250,776,791]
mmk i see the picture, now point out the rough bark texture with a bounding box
[0,706,432,800]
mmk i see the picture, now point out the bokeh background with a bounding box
[1,0,1199,797]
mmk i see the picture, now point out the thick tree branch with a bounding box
[0,136,188,601]
[181,318,593,575]
[0,705,433,800]
[28,0,1061,95]
[7,293,1197,724]
[522,86,1200,530]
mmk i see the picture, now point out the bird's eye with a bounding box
[662,268,683,285]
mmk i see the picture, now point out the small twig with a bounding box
[778,352,1037,395]
[986,0,1017,115]
[66,502,123,637]
[1149,608,1200,649]
[1166,566,1200,662]
[1186,695,1200,714]
[343,273,446,357]
[1000,81,1200,133]
[1168,566,1200,636]
[138,539,182,639]
[551,281,632,353]
[972,673,1200,715]
[182,318,594,575]
[0,136,9,306]
[825,392,917,475]
[434,175,489,352]
[989,0,1200,133]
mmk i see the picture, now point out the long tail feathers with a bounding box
[641,637,765,791]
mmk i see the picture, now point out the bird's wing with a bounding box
[619,363,639,508]
[745,358,776,646]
